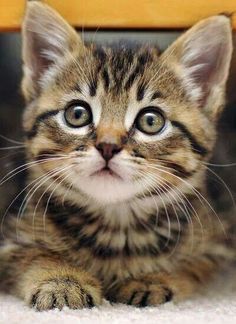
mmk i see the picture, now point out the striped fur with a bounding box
[0,2,234,311]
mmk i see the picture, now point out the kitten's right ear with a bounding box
[160,15,232,119]
[22,1,82,101]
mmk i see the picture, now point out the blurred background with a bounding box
[0,30,235,216]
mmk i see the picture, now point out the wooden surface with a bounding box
[1,0,236,31]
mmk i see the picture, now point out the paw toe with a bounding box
[128,291,151,307]
[27,277,101,311]
[114,282,174,307]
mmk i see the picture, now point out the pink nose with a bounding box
[96,142,122,161]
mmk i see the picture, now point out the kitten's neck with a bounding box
[27,162,206,231]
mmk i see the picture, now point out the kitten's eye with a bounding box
[135,108,165,135]
[64,101,92,128]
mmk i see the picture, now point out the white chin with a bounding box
[74,173,141,204]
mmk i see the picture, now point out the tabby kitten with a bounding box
[0,1,234,310]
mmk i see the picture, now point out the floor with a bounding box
[1,271,236,324]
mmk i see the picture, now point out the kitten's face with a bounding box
[22,3,232,205]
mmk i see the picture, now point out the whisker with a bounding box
[91,26,101,44]
[0,156,69,186]
[30,165,73,240]
[136,172,160,228]
[16,168,63,239]
[0,134,24,145]
[124,160,204,239]
[204,161,236,168]
[1,167,57,238]
[205,166,236,209]
[41,168,74,241]
[0,145,25,150]
[138,169,197,253]
[31,165,73,236]
[146,163,227,237]
[149,170,202,241]
[62,181,74,207]
[138,169,195,254]
[0,150,25,163]
[16,165,72,241]
[137,169,172,250]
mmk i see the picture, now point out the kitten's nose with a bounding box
[96,142,122,161]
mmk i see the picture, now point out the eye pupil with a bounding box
[146,115,155,126]
[74,107,84,119]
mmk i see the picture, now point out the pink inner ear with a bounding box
[180,18,232,107]
[184,42,226,106]
[27,33,55,83]
[185,43,225,89]
[22,1,81,94]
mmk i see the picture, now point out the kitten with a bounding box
[0,1,235,310]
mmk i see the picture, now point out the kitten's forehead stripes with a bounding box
[124,54,150,91]
[102,68,110,91]
[88,46,109,96]
[89,81,97,97]
[151,91,163,101]
[73,84,82,93]
[136,83,146,102]
[136,85,164,102]
[90,44,155,95]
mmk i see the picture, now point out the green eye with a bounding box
[136,108,165,135]
[64,101,92,128]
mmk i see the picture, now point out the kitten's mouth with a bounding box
[91,166,122,180]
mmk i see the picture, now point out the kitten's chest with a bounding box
[68,217,179,283]
[76,230,174,285]
[56,204,177,257]
[47,201,182,282]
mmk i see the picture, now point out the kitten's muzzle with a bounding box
[95,142,122,162]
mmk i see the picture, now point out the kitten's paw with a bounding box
[110,277,173,307]
[26,276,102,311]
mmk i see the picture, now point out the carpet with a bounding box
[1,270,236,324]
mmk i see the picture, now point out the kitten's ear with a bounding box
[161,16,233,118]
[22,1,81,101]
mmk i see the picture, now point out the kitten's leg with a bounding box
[0,245,102,311]
[107,256,218,306]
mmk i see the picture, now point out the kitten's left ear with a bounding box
[22,1,82,101]
[161,15,233,119]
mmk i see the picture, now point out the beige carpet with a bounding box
[1,271,236,324]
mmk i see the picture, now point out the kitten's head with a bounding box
[21,2,232,205]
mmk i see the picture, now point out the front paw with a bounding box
[110,277,173,307]
[25,276,102,311]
